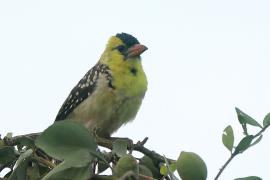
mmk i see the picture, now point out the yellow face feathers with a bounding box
[98,33,148,97]
[99,36,126,65]
[99,33,147,66]
[107,36,124,50]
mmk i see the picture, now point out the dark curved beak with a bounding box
[126,44,148,58]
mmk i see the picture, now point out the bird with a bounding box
[55,33,148,138]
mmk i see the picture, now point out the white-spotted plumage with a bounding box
[55,64,113,122]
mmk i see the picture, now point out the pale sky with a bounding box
[1,0,270,179]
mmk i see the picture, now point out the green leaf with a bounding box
[35,121,100,179]
[42,161,91,180]
[16,136,35,150]
[112,139,128,157]
[9,149,33,180]
[249,135,263,147]
[41,148,94,180]
[160,164,167,175]
[38,165,51,177]
[139,165,153,178]
[35,121,97,161]
[234,135,253,154]
[0,140,5,147]
[163,156,179,180]
[140,156,162,179]
[0,146,17,164]
[235,108,262,128]
[234,176,262,180]
[27,163,40,180]
[95,152,111,173]
[115,154,139,178]
[6,132,13,139]
[15,149,33,167]
[263,113,270,127]
[222,125,234,152]
[176,151,207,180]
[170,163,177,173]
[98,160,110,173]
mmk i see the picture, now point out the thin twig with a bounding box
[214,123,270,180]
[32,155,56,169]
[214,154,235,180]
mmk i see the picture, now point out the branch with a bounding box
[3,132,40,146]
[214,123,270,180]
[4,133,175,166]
[214,154,235,180]
[96,136,176,164]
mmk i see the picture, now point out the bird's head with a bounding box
[99,33,148,67]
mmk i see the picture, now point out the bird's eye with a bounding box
[116,45,126,53]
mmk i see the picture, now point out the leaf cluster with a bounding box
[1,107,270,180]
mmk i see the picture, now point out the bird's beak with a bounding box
[126,44,148,58]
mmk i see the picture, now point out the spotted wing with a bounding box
[55,64,111,121]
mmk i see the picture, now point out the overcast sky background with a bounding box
[1,0,270,179]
